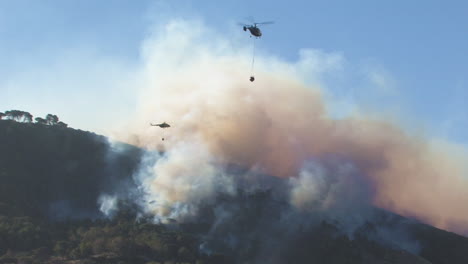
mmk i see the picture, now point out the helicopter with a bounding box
[150,122,171,140]
[240,21,274,38]
[239,20,274,82]
[150,122,171,128]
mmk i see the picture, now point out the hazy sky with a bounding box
[1,0,467,143]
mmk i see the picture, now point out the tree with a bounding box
[46,114,59,125]
[5,110,23,121]
[35,117,47,125]
[4,110,33,123]
[23,112,33,123]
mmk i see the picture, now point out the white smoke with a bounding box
[111,18,468,236]
[98,194,118,217]
[136,140,235,222]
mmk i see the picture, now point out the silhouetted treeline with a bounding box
[0,110,67,127]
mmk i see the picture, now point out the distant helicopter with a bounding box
[150,122,170,128]
[240,21,274,38]
[150,122,171,141]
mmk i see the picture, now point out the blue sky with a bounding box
[1,0,467,143]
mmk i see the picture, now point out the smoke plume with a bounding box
[115,19,468,236]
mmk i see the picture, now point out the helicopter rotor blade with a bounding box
[255,21,275,25]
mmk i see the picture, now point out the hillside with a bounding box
[0,119,142,219]
[0,120,467,264]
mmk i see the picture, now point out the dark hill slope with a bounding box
[0,120,142,218]
[187,190,468,264]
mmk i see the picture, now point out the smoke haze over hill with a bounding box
[109,19,468,237]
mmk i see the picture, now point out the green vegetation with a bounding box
[0,212,227,264]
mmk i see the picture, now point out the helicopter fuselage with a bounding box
[151,122,170,128]
[244,26,262,37]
